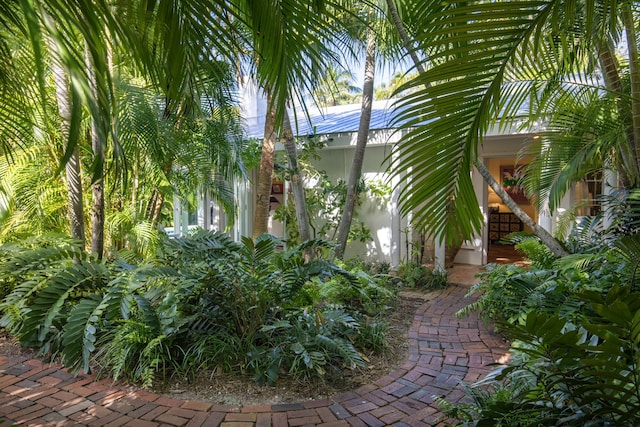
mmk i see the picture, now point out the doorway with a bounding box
[485,157,536,265]
[487,242,526,264]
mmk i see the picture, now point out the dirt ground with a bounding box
[0,291,434,406]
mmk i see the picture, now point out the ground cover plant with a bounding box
[446,229,640,426]
[395,261,449,290]
[0,231,398,388]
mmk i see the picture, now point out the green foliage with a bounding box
[255,306,365,385]
[273,142,391,248]
[505,234,557,269]
[97,319,173,388]
[396,262,449,290]
[450,235,640,425]
[0,231,393,387]
[0,238,112,364]
[354,315,389,353]
[449,288,640,426]
[313,265,396,315]
[458,263,539,326]
[460,247,627,328]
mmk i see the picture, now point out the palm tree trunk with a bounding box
[385,0,425,76]
[86,44,105,260]
[335,31,376,259]
[598,42,636,187]
[387,4,568,257]
[65,148,86,245]
[282,108,312,259]
[91,172,105,258]
[51,43,85,246]
[622,3,640,185]
[253,91,277,239]
[151,191,165,228]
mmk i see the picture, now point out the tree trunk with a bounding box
[253,91,277,239]
[65,148,86,245]
[51,43,85,247]
[91,173,105,258]
[622,4,640,185]
[86,44,105,260]
[335,31,376,259]
[598,42,636,187]
[387,5,568,257]
[385,0,426,76]
[282,108,312,259]
[151,191,165,228]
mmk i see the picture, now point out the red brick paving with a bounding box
[0,265,509,426]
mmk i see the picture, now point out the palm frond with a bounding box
[390,0,622,242]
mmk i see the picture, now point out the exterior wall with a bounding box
[187,127,584,266]
[309,143,408,264]
[207,89,589,265]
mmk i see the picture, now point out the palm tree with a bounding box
[312,66,361,106]
[334,0,403,259]
[374,71,417,99]
[51,49,86,245]
[0,0,354,255]
[247,0,348,240]
[0,1,251,254]
[385,0,638,256]
[253,90,277,239]
[335,28,376,259]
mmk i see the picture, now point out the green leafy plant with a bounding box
[0,231,393,387]
[449,235,640,425]
[449,289,640,426]
[396,262,449,290]
[254,305,365,385]
[314,266,396,315]
[509,234,557,269]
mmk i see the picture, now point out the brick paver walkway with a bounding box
[0,265,510,426]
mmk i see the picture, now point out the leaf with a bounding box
[19,261,107,346]
[62,294,106,373]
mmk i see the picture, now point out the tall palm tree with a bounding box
[247,0,347,240]
[335,0,403,259]
[335,28,376,259]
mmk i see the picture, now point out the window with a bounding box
[576,171,603,216]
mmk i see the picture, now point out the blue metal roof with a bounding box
[243,100,400,139]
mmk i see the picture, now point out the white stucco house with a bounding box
[171,85,606,267]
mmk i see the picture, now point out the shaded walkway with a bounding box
[0,265,510,427]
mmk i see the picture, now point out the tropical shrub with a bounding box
[396,261,449,290]
[313,262,396,315]
[0,231,394,387]
[448,234,640,425]
[447,285,640,426]
[251,306,366,385]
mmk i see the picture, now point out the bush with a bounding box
[313,265,396,315]
[396,262,449,289]
[447,287,640,426]
[0,231,395,387]
[448,235,640,426]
